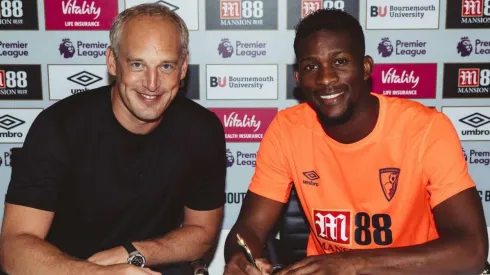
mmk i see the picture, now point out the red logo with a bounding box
[210,108,277,142]
[301,0,322,18]
[461,0,483,17]
[44,0,118,30]
[379,168,400,201]
[313,210,351,245]
[371,63,437,99]
[458,68,480,87]
[0,71,5,89]
[220,0,241,19]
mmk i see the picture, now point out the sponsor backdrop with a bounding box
[1,0,490,273]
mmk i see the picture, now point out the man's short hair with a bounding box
[110,3,189,58]
[293,9,365,59]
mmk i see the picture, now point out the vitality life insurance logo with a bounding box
[443,63,490,98]
[456,36,490,57]
[209,108,277,142]
[205,0,278,30]
[443,107,490,141]
[447,0,490,29]
[366,0,439,29]
[58,38,108,59]
[44,0,118,30]
[0,0,39,30]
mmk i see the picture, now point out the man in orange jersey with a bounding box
[223,8,488,275]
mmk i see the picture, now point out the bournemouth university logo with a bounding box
[379,168,400,201]
[313,209,352,245]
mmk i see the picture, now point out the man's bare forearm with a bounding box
[133,224,218,266]
[0,234,101,275]
[346,236,486,275]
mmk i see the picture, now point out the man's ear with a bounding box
[363,55,374,81]
[180,53,189,80]
[106,46,117,76]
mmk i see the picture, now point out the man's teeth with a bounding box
[320,92,344,99]
[141,94,157,100]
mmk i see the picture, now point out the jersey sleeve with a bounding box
[422,112,475,208]
[248,115,292,203]
[5,110,69,212]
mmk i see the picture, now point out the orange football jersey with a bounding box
[248,93,474,255]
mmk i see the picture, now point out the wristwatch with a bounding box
[123,243,146,267]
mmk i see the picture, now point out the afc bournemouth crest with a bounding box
[379,168,400,201]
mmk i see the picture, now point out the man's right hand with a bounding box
[96,264,161,275]
[224,253,273,275]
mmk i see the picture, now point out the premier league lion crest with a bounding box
[379,168,400,201]
[377,37,393,58]
[226,149,235,167]
[59,38,75,59]
[218,38,234,58]
[457,36,473,57]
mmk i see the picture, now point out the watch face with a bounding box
[130,255,145,267]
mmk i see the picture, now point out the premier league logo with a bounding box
[457,37,473,57]
[59,38,75,59]
[379,168,400,201]
[226,149,235,167]
[377,37,393,58]
[218,38,234,58]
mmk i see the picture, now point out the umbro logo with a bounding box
[67,71,102,87]
[459,112,490,129]
[302,170,319,186]
[156,1,179,11]
[0,115,25,130]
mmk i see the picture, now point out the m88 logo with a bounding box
[206,0,277,30]
[301,0,345,18]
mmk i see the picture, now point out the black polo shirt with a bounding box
[6,85,226,261]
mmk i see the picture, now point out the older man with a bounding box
[0,4,225,275]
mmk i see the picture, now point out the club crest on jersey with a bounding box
[379,168,400,201]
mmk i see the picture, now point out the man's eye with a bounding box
[304,64,317,71]
[161,64,174,71]
[131,63,142,68]
[334,59,348,65]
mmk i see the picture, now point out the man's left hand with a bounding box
[87,246,128,266]
[275,255,359,275]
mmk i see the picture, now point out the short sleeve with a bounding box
[185,113,226,211]
[5,110,68,212]
[248,116,292,203]
[422,112,475,208]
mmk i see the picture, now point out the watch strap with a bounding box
[123,242,138,255]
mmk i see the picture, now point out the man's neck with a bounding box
[320,93,379,144]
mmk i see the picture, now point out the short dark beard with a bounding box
[310,100,355,127]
